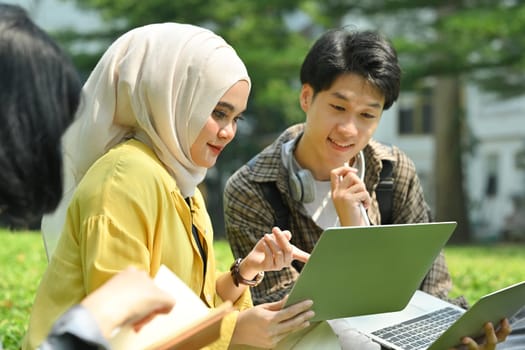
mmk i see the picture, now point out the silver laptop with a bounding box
[342,281,525,350]
[284,222,457,321]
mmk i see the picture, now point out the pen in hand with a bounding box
[359,201,370,226]
[343,161,370,226]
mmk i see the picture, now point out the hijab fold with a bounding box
[42,23,250,258]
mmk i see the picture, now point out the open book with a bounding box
[110,265,234,350]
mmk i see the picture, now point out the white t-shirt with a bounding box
[303,150,365,229]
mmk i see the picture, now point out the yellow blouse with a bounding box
[23,139,252,350]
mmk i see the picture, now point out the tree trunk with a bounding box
[433,77,471,243]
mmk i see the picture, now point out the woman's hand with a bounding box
[330,164,371,226]
[240,227,310,280]
[449,318,511,350]
[231,297,315,348]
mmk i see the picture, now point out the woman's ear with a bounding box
[299,84,313,112]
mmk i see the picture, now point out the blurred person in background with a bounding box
[0,4,175,349]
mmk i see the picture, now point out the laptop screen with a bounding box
[284,222,457,321]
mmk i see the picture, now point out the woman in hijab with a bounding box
[1,5,176,350]
[24,22,313,350]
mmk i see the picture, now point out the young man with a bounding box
[224,28,516,349]
[224,28,463,307]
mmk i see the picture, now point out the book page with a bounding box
[110,265,214,350]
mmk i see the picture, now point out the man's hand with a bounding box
[450,318,512,350]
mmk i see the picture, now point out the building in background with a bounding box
[375,86,525,241]
[465,86,525,241]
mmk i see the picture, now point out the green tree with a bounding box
[56,0,525,240]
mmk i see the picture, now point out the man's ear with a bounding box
[299,84,313,112]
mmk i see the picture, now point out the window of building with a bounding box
[485,153,499,197]
[397,88,434,135]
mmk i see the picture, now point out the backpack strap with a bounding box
[247,156,302,271]
[376,158,394,225]
[247,155,290,230]
[261,184,290,230]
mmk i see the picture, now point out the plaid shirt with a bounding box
[224,123,468,308]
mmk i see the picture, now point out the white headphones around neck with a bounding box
[282,137,316,203]
[282,136,366,204]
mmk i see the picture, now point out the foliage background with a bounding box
[1,230,524,350]
[41,0,525,242]
[3,2,525,349]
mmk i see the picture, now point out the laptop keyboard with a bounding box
[371,307,463,350]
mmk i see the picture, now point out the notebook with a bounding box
[342,281,525,350]
[284,222,457,321]
[110,265,233,350]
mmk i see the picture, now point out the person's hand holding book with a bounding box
[80,266,176,338]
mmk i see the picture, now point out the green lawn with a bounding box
[1,230,524,350]
[445,244,525,302]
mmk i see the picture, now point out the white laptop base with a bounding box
[342,291,463,350]
[341,280,525,350]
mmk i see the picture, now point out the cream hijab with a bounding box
[41,23,251,258]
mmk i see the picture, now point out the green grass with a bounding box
[0,231,48,350]
[445,244,525,302]
[1,231,524,350]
